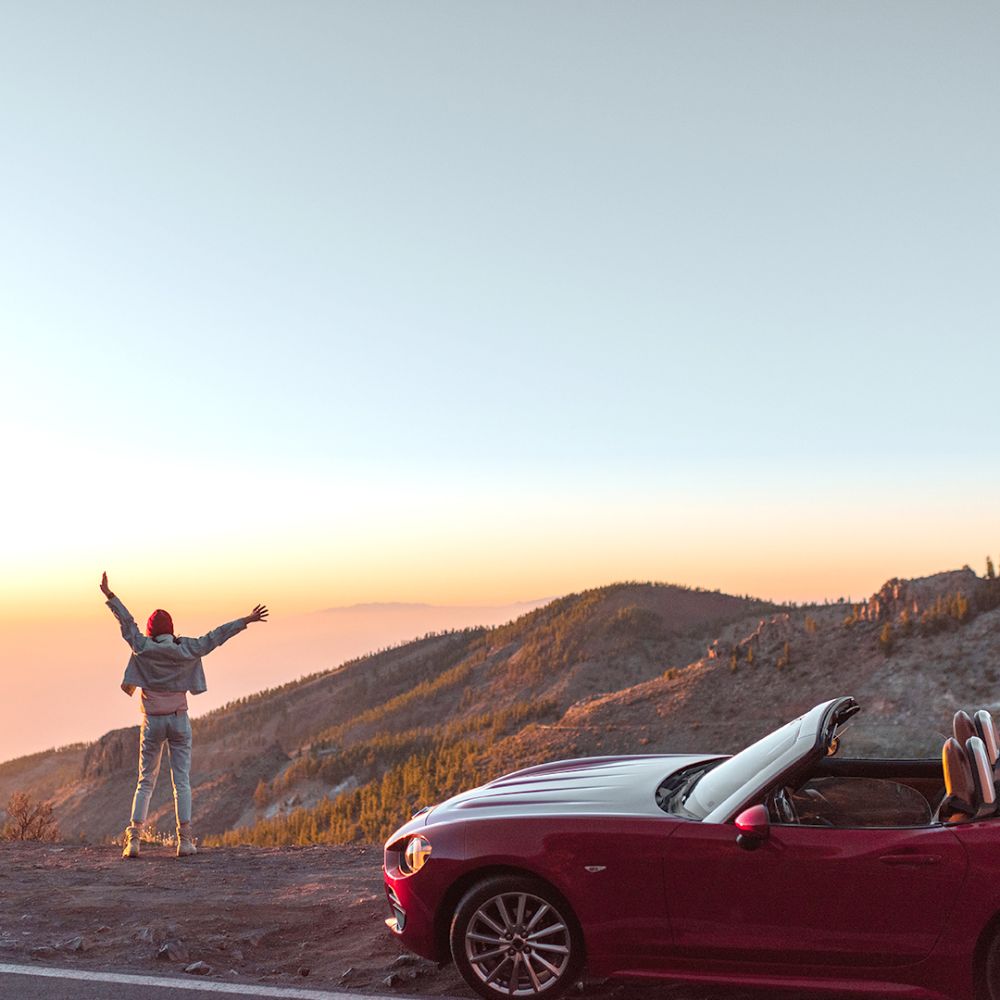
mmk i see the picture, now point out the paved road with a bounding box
[0,963,410,1000]
[0,962,821,1000]
[0,963,787,1000]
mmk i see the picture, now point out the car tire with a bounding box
[983,929,1000,999]
[450,876,584,1000]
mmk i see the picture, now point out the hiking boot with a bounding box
[176,827,197,858]
[121,825,141,860]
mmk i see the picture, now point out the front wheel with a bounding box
[450,876,584,1000]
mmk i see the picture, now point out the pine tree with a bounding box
[988,555,996,580]
[253,779,269,808]
[955,591,970,623]
[879,622,894,656]
[899,607,912,637]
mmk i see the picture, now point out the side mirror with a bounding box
[735,804,770,851]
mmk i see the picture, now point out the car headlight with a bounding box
[401,835,432,875]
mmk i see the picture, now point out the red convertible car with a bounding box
[383,697,1000,1000]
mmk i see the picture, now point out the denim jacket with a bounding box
[107,596,246,697]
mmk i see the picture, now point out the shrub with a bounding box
[2,792,59,842]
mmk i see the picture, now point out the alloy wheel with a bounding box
[463,890,573,996]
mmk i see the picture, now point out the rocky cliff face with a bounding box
[81,727,140,780]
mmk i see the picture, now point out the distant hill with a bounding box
[3,570,998,846]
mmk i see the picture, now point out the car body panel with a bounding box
[664,821,968,966]
[383,698,1000,1000]
[462,815,682,963]
[386,755,711,964]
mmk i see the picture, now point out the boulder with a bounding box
[157,940,189,962]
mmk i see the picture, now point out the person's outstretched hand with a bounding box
[100,572,114,600]
[244,604,269,625]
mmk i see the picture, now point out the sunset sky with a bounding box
[2,2,998,761]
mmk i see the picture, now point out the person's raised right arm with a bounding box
[100,571,146,654]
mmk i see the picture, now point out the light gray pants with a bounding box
[130,711,193,826]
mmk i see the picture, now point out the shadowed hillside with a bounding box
[4,570,999,847]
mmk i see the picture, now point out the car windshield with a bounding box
[680,716,803,820]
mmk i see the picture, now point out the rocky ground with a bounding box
[0,841,810,1000]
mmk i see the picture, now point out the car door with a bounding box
[662,820,968,968]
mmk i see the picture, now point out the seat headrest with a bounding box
[974,710,1000,766]
[967,736,997,813]
[941,736,978,822]
[954,710,977,747]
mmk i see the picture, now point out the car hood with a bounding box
[423,753,718,825]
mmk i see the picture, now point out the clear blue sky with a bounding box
[1,1,998,618]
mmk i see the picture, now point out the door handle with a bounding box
[878,854,941,866]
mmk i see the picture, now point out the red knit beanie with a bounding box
[146,609,174,637]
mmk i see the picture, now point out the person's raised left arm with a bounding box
[243,604,269,626]
[184,604,269,657]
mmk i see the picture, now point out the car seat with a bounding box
[973,710,1000,780]
[965,736,998,819]
[936,736,981,823]
[954,710,977,747]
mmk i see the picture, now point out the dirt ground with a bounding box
[0,841,809,1000]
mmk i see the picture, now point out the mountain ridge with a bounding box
[3,569,998,846]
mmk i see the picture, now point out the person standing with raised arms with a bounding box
[100,572,268,858]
